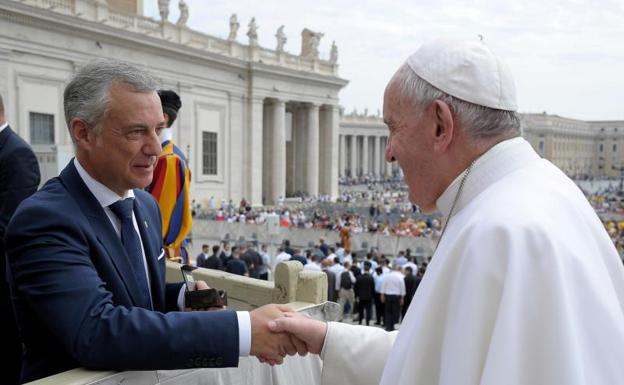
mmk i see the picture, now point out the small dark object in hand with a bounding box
[185,288,228,309]
[181,264,228,309]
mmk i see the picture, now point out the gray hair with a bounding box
[63,59,158,135]
[392,64,520,139]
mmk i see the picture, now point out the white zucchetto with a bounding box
[406,38,517,111]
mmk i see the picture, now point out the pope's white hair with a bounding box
[391,64,520,139]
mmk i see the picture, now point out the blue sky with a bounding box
[145,0,624,121]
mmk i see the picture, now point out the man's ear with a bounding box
[432,99,454,152]
[69,118,94,151]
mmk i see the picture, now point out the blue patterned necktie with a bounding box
[109,198,152,309]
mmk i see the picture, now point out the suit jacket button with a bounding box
[215,357,223,366]
[186,359,194,368]
[208,357,216,367]
[194,357,202,367]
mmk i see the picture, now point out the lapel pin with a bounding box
[144,221,148,228]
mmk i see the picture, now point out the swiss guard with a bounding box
[147,89,192,263]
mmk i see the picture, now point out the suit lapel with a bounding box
[133,195,164,310]
[59,161,144,307]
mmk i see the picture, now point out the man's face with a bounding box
[82,83,164,196]
[383,82,439,212]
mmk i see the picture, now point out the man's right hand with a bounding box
[267,312,328,355]
[249,304,306,364]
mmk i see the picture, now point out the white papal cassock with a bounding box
[320,137,624,385]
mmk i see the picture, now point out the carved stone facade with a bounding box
[0,0,347,206]
[107,0,142,15]
[522,113,624,178]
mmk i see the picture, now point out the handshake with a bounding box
[249,304,328,365]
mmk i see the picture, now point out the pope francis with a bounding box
[268,38,624,385]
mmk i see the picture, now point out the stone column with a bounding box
[294,105,307,193]
[271,99,286,204]
[384,136,392,176]
[339,135,346,177]
[247,97,264,205]
[320,104,339,199]
[373,135,381,176]
[362,135,369,176]
[350,135,358,177]
[305,103,320,197]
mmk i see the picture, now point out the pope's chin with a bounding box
[409,193,436,214]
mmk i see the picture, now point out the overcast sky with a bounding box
[145,0,624,121]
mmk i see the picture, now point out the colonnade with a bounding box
[255,98,339,205]
[338,134,398,178]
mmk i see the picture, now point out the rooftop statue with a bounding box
[247,17,258,46]
[301,28,324,60]
[330,40,338,63]
[228,13,239,41]
[158,0,170,23]
[275,25,287,53]
[176,0,188,27]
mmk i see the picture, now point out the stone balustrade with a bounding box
[165,260,328,309]
[13,0,338,76]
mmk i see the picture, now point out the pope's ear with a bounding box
[69,118,94,150]
[432,99,454,152]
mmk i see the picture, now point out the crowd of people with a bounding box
[187,177,624,261]
[189,178,444,241]
[193,236,430,331]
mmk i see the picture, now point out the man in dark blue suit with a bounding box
[5,60,299,384]
[0,94,41,385]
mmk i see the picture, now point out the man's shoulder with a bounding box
[7,177,80,234]
[16,177,68,211]
[0,127,37,161]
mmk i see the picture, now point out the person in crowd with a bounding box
[338,261,356,321]
[304,251,322,272]
[372,262,387,325]
[205,245,224,271]
[282,239,296,256]
[0,92,41,385]
[274,246,292,271]
[267,38,624,384]
[195,244,209,267]
[319,237,329,256]
[321,259,337,302]
[5,60,299,383]
[354,261,375,326]
[257,244,271,280]
[402,266,417,320]
[226,246,248,276]
[290,248,307,266]
[381,262,405,331]
[219,241,231,267]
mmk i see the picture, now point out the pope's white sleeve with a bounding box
[320,321,397,385]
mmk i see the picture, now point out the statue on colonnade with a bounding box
[228,13,239,41]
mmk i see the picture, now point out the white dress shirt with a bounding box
[381,271,405,296]
[0,122,8,133]
[74,158,251,356]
